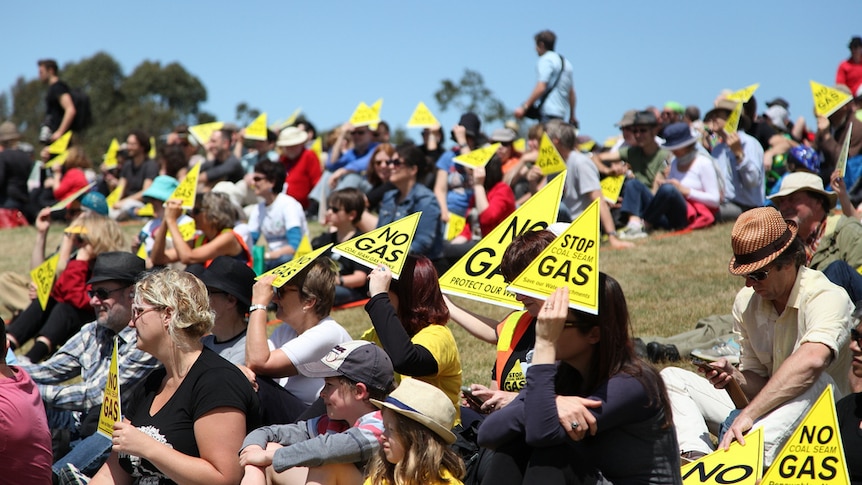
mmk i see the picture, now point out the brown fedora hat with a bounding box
[728,207,798,275]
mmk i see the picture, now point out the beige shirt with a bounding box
[732,266,853,396]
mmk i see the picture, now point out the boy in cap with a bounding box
[240,340,394,484]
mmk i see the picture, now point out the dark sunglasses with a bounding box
[744,270,769,282]
[88,285,131,300]
[272,285,299,300]
[385,159,404,167]
[851,328,862,348]
[252,176,267,182]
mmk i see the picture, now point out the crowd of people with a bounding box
[2,31,862,485]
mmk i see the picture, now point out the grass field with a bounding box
[2,220,741,385]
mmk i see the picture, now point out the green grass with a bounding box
[3,220,741,385]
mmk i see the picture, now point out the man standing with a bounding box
[37,58,76,144]
[514,30,576,126]
[199,128,245,190]
[661,207,853,465]
[20,252,160,479]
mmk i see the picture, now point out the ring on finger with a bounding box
[570,422,579,430]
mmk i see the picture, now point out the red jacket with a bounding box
[280,149,322,209]
[50,259,93,310]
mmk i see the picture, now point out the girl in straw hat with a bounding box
[365,378,465,485]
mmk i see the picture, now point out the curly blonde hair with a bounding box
[134,269,214,349]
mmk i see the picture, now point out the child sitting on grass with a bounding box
[240,340,394,485]
[365,378,466,485]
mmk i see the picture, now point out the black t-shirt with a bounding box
[44,81,71,131]
[200,154,244,185]
[119,158,160,197]
[119,348,260,484]
[836,392,862,485]
[0,149,33,209]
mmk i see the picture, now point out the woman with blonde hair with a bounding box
[6,210,125,362]
[90,269,259,485]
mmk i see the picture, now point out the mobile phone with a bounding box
[690,357,715,374]
[461,386,485,408]
[692,359,749,408]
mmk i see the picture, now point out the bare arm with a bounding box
[245,275,299,377]
[433,168,451,222]
[443,294,498,343]
[52,93,76,141]
[30,208,52,269]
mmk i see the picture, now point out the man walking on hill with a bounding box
[514,30,577,126]
[37,58,76,144]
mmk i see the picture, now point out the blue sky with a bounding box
[3,1,859,145]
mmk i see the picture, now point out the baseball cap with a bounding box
[302,340,395,393]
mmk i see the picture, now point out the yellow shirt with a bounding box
[363,468,464,485]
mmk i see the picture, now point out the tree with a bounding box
[234,102,261,126]
[434,69,508,126]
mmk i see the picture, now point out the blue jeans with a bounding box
[53,432,112,478]
[643,184,689,230]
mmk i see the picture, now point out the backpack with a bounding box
[69,88,93,131]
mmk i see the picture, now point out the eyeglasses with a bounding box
[851,328,862,348]
[131,306,161,322]
[744,270,770,281]
[327,207,345,213]
[272,285,299,300]
[631,127,651,134]
[88,285,131,300]
[351,130,369,137]
[385,159,404,167]
[252,176,267,182]
[499,142,513,147]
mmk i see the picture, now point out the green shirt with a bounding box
[619,145,670,187]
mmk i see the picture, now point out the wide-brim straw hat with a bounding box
[370,378,456,444]
[767,172,837,210]
[728,207,798,275]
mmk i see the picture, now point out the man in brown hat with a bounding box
[0,121,33,217]
[769,171,862,301]
[661,207,853,466]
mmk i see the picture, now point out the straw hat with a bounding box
[371,378,457,444]
[767,172,836,210]
[728,207,797,275]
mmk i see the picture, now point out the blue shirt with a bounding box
[435,149,472,217]
[326,142,379,173]
[712,130,764,208]
[378,183,443,260]
[536,51,574,120]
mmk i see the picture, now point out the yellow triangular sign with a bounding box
[453,143,501,168]
[105,180,125,209]
[578,139,596,152]
[759,385,850,485]
[44,150,69,170]
[600,175,625,204]
[103,138,120,169]
[310,137,323,160]
[177,220,197,241]
[136,203,154,217]
[837,124,854,178]
[48,130,73,154]
[681,428,763,485]
[97,337,122,438]
[811,80,853,117]
[508,198,600,314]
[406,102,440,128]
[188,121,224,146]
[136,242,148,259]
[349,102,380,128]
[49,182,96,212]
[294,234,313,259]
[438,172,565,309]
[279,108,302,129]
[169,162,201,209]
[536,133,567,175]
[245,112,268,141]
[513,138,526,153]
[446,213,467,241]
[726,83,760,103]
[371,98,383,117]
[725,101,744,134]
[148,136,157,160]
[332,212,420,279]
[257,243,332,288]
[30,253,60,310]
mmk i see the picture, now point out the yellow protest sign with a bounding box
[245,112,268,141]
[148,136,157,160]
[603,135,620,149]
[453,143,500,168]
[177,219,197,241]
[600,175,625,204]
[44,150,69,170]
[508,198,600,314]
[170,162,201,209]
[103,138,120,169]
[536,133,567,175]
[49,182,96,212]
[188,121,224,146]
[578,139,596,152]
[136,203,154,217]
[811,80,853,117]
[726,83,760,103]
[760,385,850,485]
[294,234,313,259]
[349,102,380,128]
[406,102,440,128]
[97,337,122,438]
[681,428,763,485]
[48,130,73,154]
[136,242,148,259]
[438,172,565,309]
[724,101,744,134]
[332,212,420,279]
[105,180,125,209]
[310,136,323,160]
[513,138,526,153]
[30,253,60,310]
[257,243,332,288]
[278,108,302,129]
[837,123,853,178]
[371,98,383,116]
[446,213,467,240]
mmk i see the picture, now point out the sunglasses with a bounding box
[852,328,862,348]
[272,285,299,300]
[88,285,131,300]
[631,127,651,134]
[252,176,267,182]
[385,159,404,167]
[744,270,769,281]
[351,130,369,136]
[327,207,345,213]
